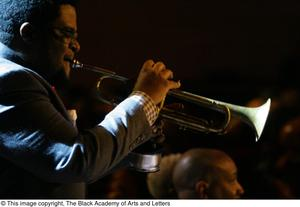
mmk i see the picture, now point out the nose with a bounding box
[70,39,80,53]
[236,182,244,197]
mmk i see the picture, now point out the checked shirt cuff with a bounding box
[130,91,160,126]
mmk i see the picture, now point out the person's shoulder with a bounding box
[0,57,33,77]
[0,58,47,93]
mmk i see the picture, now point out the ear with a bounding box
[19,22,38,43]
[195,180,209,199]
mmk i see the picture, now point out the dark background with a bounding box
[76,0,300,103]
[72,0,300,198]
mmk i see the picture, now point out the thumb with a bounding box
[168,80,181,90]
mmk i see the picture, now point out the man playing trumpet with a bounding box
[0,0,180,198]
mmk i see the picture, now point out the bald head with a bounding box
[172,148,244,199]
[172,149,231,191]
[147,153,182,198]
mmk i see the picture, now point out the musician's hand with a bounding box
[133,60,181,105]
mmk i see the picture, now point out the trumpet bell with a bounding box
[209,96,271,141]
[238,98,271,141]
[165,90,271,141]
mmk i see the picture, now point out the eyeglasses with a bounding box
[51,26,78,44]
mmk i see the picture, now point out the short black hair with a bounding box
[0,0,78,45]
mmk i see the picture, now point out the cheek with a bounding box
[50,45,69,69]
[222,183,239,198]
[51,44,68,59]
[47,39,68,57]
[46,45,69,75]
[212,182,236,198]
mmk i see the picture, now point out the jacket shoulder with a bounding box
[0,59,48,95]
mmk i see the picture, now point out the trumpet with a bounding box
[72,60,271,141]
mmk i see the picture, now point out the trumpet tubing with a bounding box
[72,60,271,141]
[166,90,271,141]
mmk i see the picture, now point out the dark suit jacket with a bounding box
[0,57,153,198]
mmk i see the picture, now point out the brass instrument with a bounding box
[72,60,271,141]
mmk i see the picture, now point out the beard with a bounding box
[49,67,71,91]
[48,68,75,108]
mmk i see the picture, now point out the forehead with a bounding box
[216,159,237,175]
[52,4,77,29]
